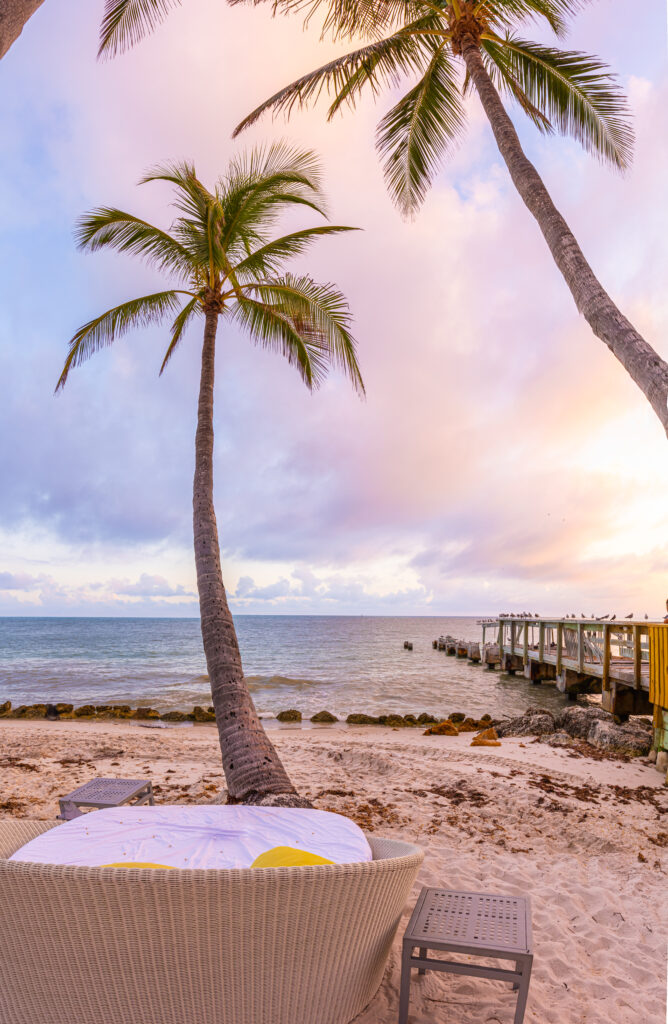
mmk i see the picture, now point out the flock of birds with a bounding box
[478,612,650,622]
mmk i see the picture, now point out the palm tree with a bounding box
[233,0,668,436]
[57,144,364,805]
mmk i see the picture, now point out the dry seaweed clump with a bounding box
[471,727,501,747]
[424,720,460,736]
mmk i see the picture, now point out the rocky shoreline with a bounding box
[1,700,661,769]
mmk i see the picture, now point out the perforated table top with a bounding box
[405,888,531,955]
[61,778,150,807]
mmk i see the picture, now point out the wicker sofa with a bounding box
[0,820,423,1024]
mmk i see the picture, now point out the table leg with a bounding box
[513,955,533,1024]
[417,948,428,976]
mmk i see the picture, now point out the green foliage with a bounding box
[236,0,633,215]
[57,146,363,395]
[98,0,182,57]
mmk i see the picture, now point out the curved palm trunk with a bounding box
[194,309,308,805]
[0,0,44,59]
[460,34,668,437]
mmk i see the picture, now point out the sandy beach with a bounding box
[1,718,665,1024]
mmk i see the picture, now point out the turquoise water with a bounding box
[0,615,579,720]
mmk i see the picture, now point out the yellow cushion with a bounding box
[250,846,334,868]
[102,862,175,870]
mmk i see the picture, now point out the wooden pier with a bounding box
[435,617,668,750]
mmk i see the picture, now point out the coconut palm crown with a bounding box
[57,145,363,805]
[232,0,668,433]
[235,0,632,214]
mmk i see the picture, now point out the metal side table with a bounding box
[58,777,154,820]
[400,887,533,1024]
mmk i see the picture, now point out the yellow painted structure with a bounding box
[649,625,668,748]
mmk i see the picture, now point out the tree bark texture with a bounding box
[0,0,45,59]
[460,34,668,436]
[193,310,307,805]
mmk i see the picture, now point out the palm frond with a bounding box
[377,46,466,215]
[141,161,215,224]
[219,144,328,255]
[234,224,359,279]
[232,295,326,389]
[229,0,420,42]
[233,21,439,136]
[75,208,198,281]
[242,273,364,393]
[98,0,180,58]
[56,291,186,391]
[476,0,593,38]
[484,34,633,168]
[160,296,202,374]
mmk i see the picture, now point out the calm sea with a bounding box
[0,615,582,721]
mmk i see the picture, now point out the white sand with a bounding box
[1,719,666,1023]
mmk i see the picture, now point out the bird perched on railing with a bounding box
[624,613,633,619]
[610,614,617,621]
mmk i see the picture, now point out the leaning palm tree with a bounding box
[57,144,363,805]
[234,0,668,436]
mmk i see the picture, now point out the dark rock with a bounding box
[479,714,492,724]
[55,703,74,717]
[132,707,161,720]
[0,701,12,717]
[106,706,134,719]
[310,710,338,723]
[403,715,419,727]
[449,712,466,724]
[207,706,215,715]
[381,714,406,728]
[12,704,48,719]
[555,705,608,740]
[161,710,190,722]
[45,704,59,720]
[587,719,652,757]
[276,709,302,723]
[417,713,438,725]
[346,713,379,725]
[496,710,556,738]
[192,706,216,723]
[74,705,97,717]
[545,731,573,748]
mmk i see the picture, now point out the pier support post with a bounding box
[556,670,602,696]
[523,661,556,685]
[501,652,524,675]
[601,684,652,719]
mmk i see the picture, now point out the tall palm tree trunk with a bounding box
[459,33,668,436]
[194,309,307,805]
[0,0,44,59]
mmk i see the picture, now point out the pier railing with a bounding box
[478,617,662,690]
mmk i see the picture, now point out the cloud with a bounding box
[0,571,42,591]
[109,573,194,598]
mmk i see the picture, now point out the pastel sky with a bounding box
[0,0,666,617]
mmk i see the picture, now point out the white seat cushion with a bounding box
[9,805,372,869]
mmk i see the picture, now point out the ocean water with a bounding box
[0,616,586,721]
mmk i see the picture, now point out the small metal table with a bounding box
[58,777,154,820]
[400,887,533,1024]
